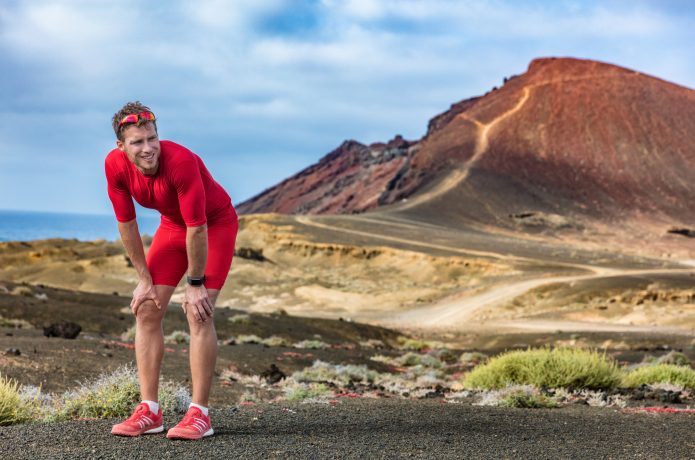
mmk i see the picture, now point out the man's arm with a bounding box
[183,224,214,322]
[118,219,161,314]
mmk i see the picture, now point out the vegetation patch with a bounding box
[282,382,333,402]
[261,336,290,347]
[655,351,691,367]
[236,334,264,344]
[459,352,488,365]
[164,330,190,344]
[396,336,444,352]
[293,339,329,349]
[0,375,31,426]
[0,316,34,329]
[622,364,695,388]
[292,360,381,385]
[50,366,189,421]
[228,313,251,324]
[463,348,622,390]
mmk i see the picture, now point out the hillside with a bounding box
[238,58,695,231]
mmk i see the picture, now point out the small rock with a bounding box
[656,390,681,404]
[5,347,21,356]
[43,321,82,339]
[260,364,286,385]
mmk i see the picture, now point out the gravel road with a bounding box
[1,399,693,459]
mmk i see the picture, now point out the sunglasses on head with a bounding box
[118,111,156,127]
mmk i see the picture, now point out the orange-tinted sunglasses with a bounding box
[118,111,156,127]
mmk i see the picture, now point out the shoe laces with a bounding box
[127,404,151,423]
[181,408,208,430]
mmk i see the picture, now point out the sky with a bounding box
[1,0,693,215]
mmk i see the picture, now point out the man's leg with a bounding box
[135,285,176,402]
[185,288,220,407]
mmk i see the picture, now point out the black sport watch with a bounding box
[186,275,206,286]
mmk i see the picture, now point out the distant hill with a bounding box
[238,57,695,228]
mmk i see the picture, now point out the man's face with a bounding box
[116,122,160,175]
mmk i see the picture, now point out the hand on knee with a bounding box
[136,300,165,324]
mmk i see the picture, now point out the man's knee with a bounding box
[136,300,164,323]
[185,307,215,330]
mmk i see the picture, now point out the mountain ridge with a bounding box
[237,57,695,230]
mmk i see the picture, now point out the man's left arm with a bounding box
[184,224,214,322]
[172,156,213,323]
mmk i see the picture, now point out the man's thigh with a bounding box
[204,218,238,290]
[147,225,188,288]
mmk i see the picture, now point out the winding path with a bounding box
[294,215,695,334]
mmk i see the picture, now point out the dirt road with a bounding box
[295,215,695,335]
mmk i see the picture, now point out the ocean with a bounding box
[0,210,161,242]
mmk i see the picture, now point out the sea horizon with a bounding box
[0,209,160,242]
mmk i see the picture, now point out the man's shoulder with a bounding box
[160,140,198,164]
[105,148,126,170]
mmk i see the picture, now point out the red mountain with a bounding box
[237,58,695,228]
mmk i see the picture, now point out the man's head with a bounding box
[113,101,161,175]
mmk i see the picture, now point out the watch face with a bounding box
[187,276,206,286]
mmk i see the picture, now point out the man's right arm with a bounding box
[118,219,161,314]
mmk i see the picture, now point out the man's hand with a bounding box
[183,284,213,322]
[131,279,162,316]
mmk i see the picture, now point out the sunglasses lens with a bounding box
[119,112,155,127]
[139,111,155,121]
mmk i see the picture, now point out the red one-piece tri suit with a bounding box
[105,140,238,289]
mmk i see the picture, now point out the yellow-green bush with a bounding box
[622,364,695,388]
[283,382,332,402]
[0,375,30,426]
[463,348,622,390]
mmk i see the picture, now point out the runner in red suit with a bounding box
[106,101,237,440]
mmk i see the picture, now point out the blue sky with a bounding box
[1,0,693,215]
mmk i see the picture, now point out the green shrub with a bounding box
[237,334,263,344]
[656,351,691,367]
[0,375,31,426]
[622,364,695,388]
[283,383,332,402]
[499,388,558,409]
[398,352,442,369]
[292,360,380,385]
[51,365,189,421]
[293,339,329,349]
[463,348,622,390]
[164,330,190,344]
[11,286,33,297]
[359,339,386,349]
[228,314,251,324]
[396,336,443,351]
[120,325,136,342]
[0,316,34,329]
[261,336,290,347]
[460,352,488,365]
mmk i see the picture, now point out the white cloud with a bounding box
[0,0,693,213]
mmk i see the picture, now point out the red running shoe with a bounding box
[111,403,163,437]
[166,406,213,440]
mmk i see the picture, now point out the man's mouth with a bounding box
[141,153,155,162]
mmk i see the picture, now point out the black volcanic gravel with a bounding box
[1,400,693,459]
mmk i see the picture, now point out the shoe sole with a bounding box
[111,425,164,437]
[167,427,214,440]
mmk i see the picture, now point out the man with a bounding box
[105,101,238,440]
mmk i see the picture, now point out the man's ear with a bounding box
[116,139,124,152]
